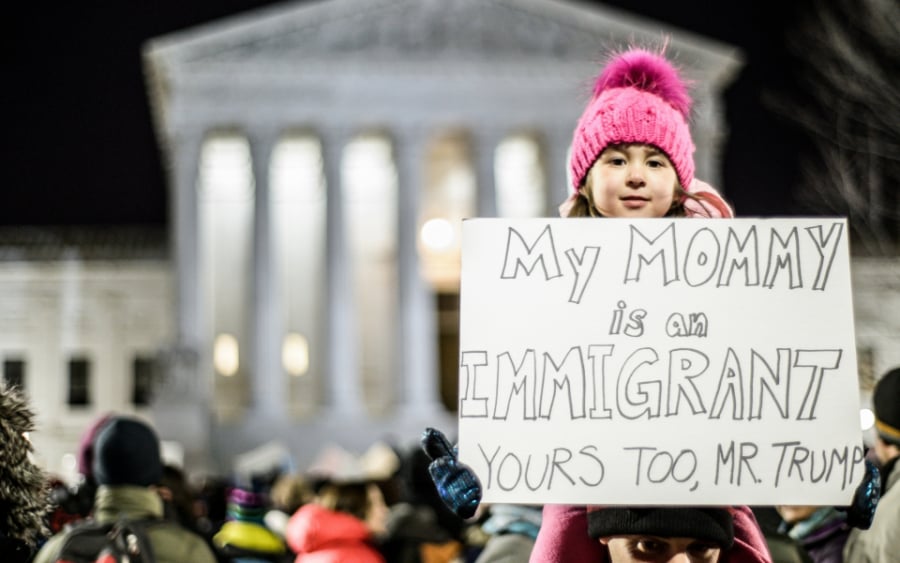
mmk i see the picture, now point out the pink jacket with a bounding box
[285,503,385,563]
[529,504,772,563]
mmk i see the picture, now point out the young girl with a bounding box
[426,46,772,563]
[559,47,732,221]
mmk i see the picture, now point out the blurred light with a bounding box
[496,135,545,218]
[214,333,240,377]
[200,135,253,201]
[860,408,875,431]
[271,135,324,203]
[420,218,455,251]
[61,453,77,473]
[283,333,309,377]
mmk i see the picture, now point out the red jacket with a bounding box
[285,503,385,563]
[529,504,772,563]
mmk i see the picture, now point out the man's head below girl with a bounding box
[588,505,735,563]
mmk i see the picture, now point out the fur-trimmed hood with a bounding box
[0,381,49,546]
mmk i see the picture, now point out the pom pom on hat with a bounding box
[587,506,734,549]
[592,49,692,118]
[92,416,163,487]
[570,47,696,192]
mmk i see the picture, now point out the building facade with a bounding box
[4,0,897,482]
[141,0,745,475]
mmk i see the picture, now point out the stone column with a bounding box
[395,126,442,413]
[168,126,205,393]
[320,127,364,415]
[473,128,500,218]
[152,125,212,473]
[247,126,283,420]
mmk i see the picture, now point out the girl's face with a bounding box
[601,535,721,563]
[584,143,678,218]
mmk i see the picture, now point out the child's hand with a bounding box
[840,459,881,529]
[421,427,482,519]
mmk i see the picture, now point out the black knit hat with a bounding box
[92,417,163,487]
[874,367,900,446]
[587,506,734,549]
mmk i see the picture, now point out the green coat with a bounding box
[34,485,217,563]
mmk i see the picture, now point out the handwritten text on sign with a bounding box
[457,218,863,506]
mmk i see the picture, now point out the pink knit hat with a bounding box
[570,48,695,191]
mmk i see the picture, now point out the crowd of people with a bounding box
[2,45,898,563]
[0,364,897,563]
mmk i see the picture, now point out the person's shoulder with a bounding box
[30,530,69,563]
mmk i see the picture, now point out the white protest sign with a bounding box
[457,217,864,506]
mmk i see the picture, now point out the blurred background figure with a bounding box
[32,415,217,563]
[473,504,542,563]
[379,442,472,563]
[159,463,207,538]
[775,505,848,563]
[213,487,289,562]
[0,380,49,563]
[844,366,900,562]
[264,473,314,540]
[285,479,388,563]
[43,412,116,535]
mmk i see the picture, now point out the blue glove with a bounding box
[840,458,881,529]
[421,427,483,519]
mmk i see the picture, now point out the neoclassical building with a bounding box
[140,0,746,475]
[6,0,896,481]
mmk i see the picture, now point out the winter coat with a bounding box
[379,502,461,563]
[285,503,385,563]
[843,456,900,563]
[780,508,849,563]
[33,485,217,563]
[528,504,773,563]
[213,519,290,562]
[475,504,542,563]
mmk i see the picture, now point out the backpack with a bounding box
[54,518,158,563]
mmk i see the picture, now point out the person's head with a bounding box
[588,506,734,563]
[315,480,388,534]
[564,47,731,219]
[270,473,313,514]
[76,412,115,486]
[774,505,819,525]
[872,367,900,465]
[92,416,163,488]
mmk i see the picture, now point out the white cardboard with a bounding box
[457,217,864,506]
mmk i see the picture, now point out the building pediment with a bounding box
[147,0,738,72]
[144,0,743,137]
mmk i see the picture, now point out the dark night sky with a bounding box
[3,0,814,227]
